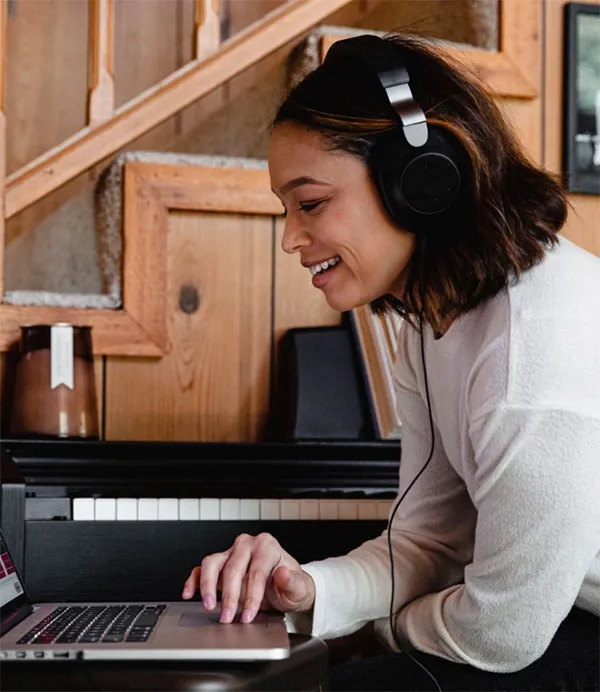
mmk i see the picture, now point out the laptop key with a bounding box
[133,613,159,628]
[102,633,125,642]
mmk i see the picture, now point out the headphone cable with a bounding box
[386,237,442,692]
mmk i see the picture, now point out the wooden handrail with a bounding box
[195,0,220,61]
[88,0,115,125]
[5,0,353,220]
[0,0,7,297]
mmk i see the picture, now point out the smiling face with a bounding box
[268,123,417,312]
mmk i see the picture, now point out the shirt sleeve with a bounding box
[287,324,476,640]
[390,404,600,672]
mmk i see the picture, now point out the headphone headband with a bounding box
[326,35,428,147]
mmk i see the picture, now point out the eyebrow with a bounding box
[275,176,329,196]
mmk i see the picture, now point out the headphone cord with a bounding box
[386,237,443,692]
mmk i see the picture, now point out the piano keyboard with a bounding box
[69,497,394,521]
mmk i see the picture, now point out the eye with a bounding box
[299,200,325,214]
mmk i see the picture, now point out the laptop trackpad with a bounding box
[179,611,270,627]
[179,612,222,627]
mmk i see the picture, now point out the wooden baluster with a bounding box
[0,0,7,298]
[195,0,220,61]
[88,0,115,125]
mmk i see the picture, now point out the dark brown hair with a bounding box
[273,33,568,334]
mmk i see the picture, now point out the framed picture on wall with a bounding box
[563,2,600,195]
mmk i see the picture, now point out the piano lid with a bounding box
[0,439,401,498]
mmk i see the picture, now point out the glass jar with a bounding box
[9,324,99,440]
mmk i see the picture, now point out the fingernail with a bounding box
[182,588,190,598]
[220,607,233,623]
[241,609,253,624]
[203,596,214,610]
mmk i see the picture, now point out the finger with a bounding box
[219,535,255,623]
[181,566,201,600]
[241,535,282,623]
[272,565,309,609]
[198,552,229,610]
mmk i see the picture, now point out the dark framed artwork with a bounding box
[563,2,600,194]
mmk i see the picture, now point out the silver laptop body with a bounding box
[0,531,290,662]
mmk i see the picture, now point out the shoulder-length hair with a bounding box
[273,33,568,334]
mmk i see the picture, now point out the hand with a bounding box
[182,532,316,624]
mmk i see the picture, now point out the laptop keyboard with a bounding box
[17,604,166,645]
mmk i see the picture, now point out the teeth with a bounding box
[310,256,341,275]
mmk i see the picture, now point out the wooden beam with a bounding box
[5,0,352,219]
[0,305,163,356]
[0,0,6,299]
[88,0,115,125]
[195,0,220,61]
[446,48,537,99]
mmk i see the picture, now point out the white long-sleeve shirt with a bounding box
[287,236,600,672]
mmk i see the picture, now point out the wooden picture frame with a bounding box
[563,2,600,195]
[320,1,542,101]
[0,163,282,355]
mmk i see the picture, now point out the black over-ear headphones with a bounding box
[325,34,466,237]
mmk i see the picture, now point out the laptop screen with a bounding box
[0,531,31,636]
[0,535,25,607]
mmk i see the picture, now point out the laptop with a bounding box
[0,529,290,662]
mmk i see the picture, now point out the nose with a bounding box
[281,218,311,255]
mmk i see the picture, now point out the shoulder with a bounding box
[506,237,600,414]
[442,237,600,418]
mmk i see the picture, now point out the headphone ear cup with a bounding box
[370,125,464,236]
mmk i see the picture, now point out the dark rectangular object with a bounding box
[563,2,600,195]
[270,326,373,441]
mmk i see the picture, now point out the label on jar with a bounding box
[51,325,74,390]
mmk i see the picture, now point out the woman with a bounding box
[182,33,600,691]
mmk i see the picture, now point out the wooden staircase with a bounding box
[0,0,542,355]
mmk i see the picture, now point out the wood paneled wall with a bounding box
[103,208,340,442]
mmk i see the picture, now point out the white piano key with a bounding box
[318,499,339,520]
[358,500,379,520]
[200,498,220,520]
[220,499,241,520]
[240,499,260,520]
[73,498,95,521]
[260,499,280,520]
[138,498,159,520]
[158,498,179,520]
[116,498,137,520]
[95,498,116,521]
[377,499,393,521]
[300,499,320,520]
[280,499,300,520]
[338,500,358,520]
[179,499,200,520]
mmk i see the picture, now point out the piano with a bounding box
[0,439,400,605]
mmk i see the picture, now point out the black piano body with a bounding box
[0,439,400,604]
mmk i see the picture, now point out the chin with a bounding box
[322,291,363,313]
